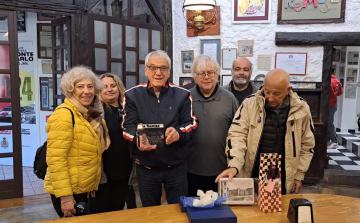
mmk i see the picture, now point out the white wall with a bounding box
[172,0,360,84]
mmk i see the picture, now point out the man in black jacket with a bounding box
[223,57,257,105]
[123,50,198,207]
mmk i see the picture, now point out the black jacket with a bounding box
[102,104,131,181]
[122,82,198,167]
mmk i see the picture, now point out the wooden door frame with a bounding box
[0,9,22,199]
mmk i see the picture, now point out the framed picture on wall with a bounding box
[221,74,232,86]
[278,0,346,24]
[222,48,237,70]
[179,77,195,89]
[238,40,254,57]
[275,52,307,75]
[181,50,194,73]
[17,11,26,32]
[233,0,271,23]
[200,39,221,65]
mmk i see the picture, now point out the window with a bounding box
[37,23,52,59]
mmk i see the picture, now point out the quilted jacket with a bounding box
[226,89,315,193]
[44,99,103,198]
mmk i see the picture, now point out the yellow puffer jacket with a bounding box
[44,99,102,198]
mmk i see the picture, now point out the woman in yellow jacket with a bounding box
[44,66,109,217]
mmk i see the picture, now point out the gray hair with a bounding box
[99,73,126,102]
[232,57,253,71]
[192,54,220,76]
[60,66,103,98]
[144,50,171,70]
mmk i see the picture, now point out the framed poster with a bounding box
[200,39,221,65]
[233,0,271,23]
[278,0,346,24]
[181,50,194,73]
[222,48,237,70]
[221,74,232,86]
[275,52,307,75]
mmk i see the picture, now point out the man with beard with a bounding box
[224,57,257,105]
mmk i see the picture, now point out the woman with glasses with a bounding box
[187,55,238,196]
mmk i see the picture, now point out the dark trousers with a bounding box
[50,193,89,217]
[187,172,218,196]
[90,180,136,213]
[328,106,338,143]
[136,163,187,207]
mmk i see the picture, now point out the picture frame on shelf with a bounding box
[275,52,307,75]
[221,74,232,86]
[278,0,346,24]
[181,50,194,73]
[233,0,271,23]
[222,48,237,70]
[200,39,221,65]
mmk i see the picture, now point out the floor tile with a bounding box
[329,160,337,165]
[340,165,360,171]
[336,160,357,165]
[343,152,357,157]
[330,156,351,161]
[354,161,360,165]
[327,149,341,153]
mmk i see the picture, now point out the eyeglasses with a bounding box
[233,67,251,72]
[146,65,169,73]
[196,70,216,78]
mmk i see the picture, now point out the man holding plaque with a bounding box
[216,69,315,194]
[122,50,198,207]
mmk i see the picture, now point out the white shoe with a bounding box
[328,142,338,149]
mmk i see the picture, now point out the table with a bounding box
[43,194,360,223]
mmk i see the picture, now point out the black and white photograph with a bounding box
[181,50,194,73]
[218,178,255,205]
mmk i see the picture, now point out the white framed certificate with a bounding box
[275,52,307,75]
[222,48,237,70]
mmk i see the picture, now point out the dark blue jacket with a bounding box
[122,82,198,167]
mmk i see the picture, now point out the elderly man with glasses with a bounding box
[187,55,238,196]
[223,57,257,105]
[122,50,198,207]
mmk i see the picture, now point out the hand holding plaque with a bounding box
[137,124,165,150]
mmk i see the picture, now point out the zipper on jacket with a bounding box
[292,131,296,157]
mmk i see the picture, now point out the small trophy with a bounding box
[136,123,165,147]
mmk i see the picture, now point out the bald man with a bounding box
[216,69,315,194]
[224,57,257,105]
